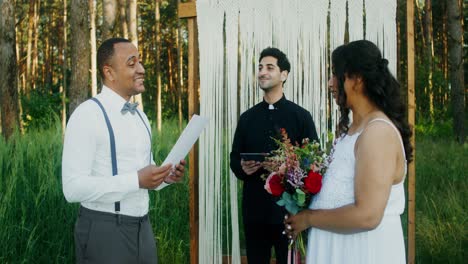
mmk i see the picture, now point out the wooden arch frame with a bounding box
[178,1,416,263]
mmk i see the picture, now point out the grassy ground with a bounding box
[412,132,467,263]
[0,119,465,263]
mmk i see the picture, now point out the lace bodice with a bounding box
[310,119,406,216]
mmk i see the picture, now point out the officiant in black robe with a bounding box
[230,47,318,264]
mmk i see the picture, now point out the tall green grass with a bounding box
[0,119,466,263]
[414,134,467,263]
[149,119,190,263]
[0,119,190,263]
[0,122,74,263]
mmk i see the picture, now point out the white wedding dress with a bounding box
[306,119,406,264]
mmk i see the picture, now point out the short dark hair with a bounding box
[259,47,291,73]
[97,38,131,79]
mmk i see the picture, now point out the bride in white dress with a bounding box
[284,40,413,264]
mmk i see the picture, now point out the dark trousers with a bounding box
[74,206,157,264]
[244,222,288,264]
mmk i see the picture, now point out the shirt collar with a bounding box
[100,85,129,112]
[261,94,287,110]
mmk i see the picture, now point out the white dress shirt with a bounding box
[62,85,168,217]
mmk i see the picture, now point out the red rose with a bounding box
[304,171,322,194]
[265,173,285,197]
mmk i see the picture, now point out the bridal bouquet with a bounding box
[263,128,332,264]
[263,128,330,214]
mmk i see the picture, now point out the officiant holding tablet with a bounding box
[230,47,318,264]
[62,38,186,264]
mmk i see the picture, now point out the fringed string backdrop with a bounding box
[300,0,329,141]
[197,3,226,263]
[329,0,347,131]
[196,0,397,263]
[348,0,364,41]
[224,1,242,263]
[365,0,398,75]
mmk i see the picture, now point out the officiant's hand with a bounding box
[241,160,262,175]
[283,211,312,240]
[138,164,172,189]
[164,159,186,184]
[261,160,275,172]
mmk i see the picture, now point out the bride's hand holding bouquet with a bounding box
[262,128,332,263]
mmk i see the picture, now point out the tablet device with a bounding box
[240,153,268,162]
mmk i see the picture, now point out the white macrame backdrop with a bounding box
[300,0,329,141]
[196,1,396,263]
[365,0,398,75]
[197,3,224,263]
[348,0,364,41]
[330,0,347,133]
[224,1,242,263]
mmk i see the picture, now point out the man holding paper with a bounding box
[62,38,186,264]
[230,47,318,264]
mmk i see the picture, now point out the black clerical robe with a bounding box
[230,95,319,224]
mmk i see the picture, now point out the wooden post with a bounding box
[178,2,199,264]
[406,0,416,263]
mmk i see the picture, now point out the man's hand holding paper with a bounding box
[165,159,187,184]
[161,115,209,168]
[138,164,172,189]
[146,115,208,190]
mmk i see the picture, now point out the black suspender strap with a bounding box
[90,98,120,215]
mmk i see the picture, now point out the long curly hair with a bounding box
[331,40,413,162]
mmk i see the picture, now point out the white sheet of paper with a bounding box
[162,114,209,167]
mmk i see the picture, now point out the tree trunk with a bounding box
[26,0,34,92]
[127,0,137,47]
[155,0,162,132]
[415,0,429,116]
[127,0,143,109]
[68,0,90,116]
[15,10,19,68]
[60,0,68,131]
[102,0,117,41]
[0,0,20,139]
[16,13,25,94]
[25,0,39,91]
[415,0,426,55]
[447,0,465,143]
[442,2,449,105]
[142,26,150,64]
[397,11,401,84]
[176,20,184,129]
[118,0,128,38]
[424,0,434,117]
[51,1,59,88]
[15,7,24,132]
[397,0,407,100]
[89,0,97,96]
[168,43,175,108]
[32,0,40,90]
[43,1,53,89]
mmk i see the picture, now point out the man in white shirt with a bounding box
[62,38,186,264]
